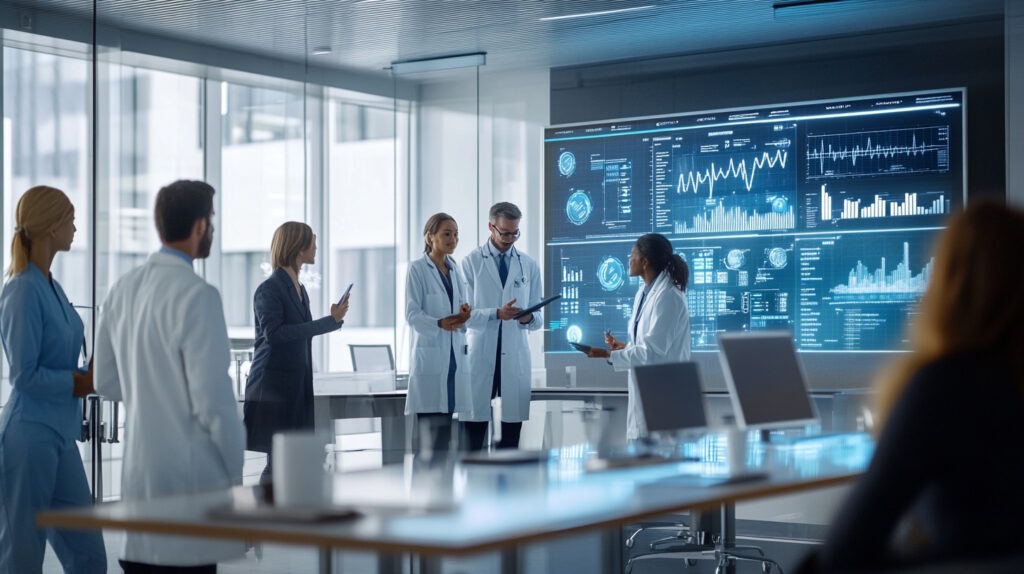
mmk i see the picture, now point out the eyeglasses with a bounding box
[490,223,520,241]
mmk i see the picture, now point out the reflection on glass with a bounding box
[326,92,403,371]
[3,46,91,406]
[220,82,306,336]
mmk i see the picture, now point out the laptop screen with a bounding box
[718,332,817,428]
[634,362,707,433]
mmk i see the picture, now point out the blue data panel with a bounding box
[545,89,965,352]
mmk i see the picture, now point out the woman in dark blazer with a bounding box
[244,221,348,483]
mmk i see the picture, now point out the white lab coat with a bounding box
[610,270,691,441]
[405,254,472,416]
[94,251,245,566]
[461,243,542,422]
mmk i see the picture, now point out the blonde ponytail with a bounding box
[8,186,74,277]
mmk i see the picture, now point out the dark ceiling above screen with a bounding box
[544,89,965,353]
[10,1,1003,74]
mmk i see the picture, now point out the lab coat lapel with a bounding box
[480,243,503,292]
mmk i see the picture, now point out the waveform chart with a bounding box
[806,126,950,179]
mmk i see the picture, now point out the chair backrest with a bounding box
[349,344,394,372]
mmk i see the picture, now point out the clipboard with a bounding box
[511,295,561,320]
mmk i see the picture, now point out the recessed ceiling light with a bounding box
[389,52,486,75]
[311,46,332,56]
[539,5,654,22]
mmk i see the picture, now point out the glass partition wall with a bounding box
[0,2,554,503]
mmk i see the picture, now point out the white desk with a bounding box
[39,433,873,574]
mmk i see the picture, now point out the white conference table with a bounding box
[38,433,873,574]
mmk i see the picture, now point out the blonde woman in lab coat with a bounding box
[587,233,690,440]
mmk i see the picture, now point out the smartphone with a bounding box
[337,283,353,305]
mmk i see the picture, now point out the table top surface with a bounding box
[312,372,627,399]
[38,433,872,555]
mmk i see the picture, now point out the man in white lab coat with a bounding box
[94,180,245,574]
[460,202,542,450]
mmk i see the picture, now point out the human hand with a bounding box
[587,348,611,359]
[457,303,471,323]
[72,370,95,397]
[605,331,626,350]
[331,296,350,323]
[496,299,522,321]
[439,316,462,331]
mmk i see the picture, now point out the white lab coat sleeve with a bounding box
[462,257,496,329]
[609,292,679,372]
[518,259,543,331]
[93,298,122,402]
[405,265,442,335]
[181,285,245,484]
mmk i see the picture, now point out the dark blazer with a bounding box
[243,268,342,453]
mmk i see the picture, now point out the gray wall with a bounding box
[546,19,1005,391]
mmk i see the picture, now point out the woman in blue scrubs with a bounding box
[0,186,106,573]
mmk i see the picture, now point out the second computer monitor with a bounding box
[717,332,818,430]
[634,362,707,434]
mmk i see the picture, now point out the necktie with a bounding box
[499,253,509,286]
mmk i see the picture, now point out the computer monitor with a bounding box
[717,332,818,429]
[633,362,708,434]
[349,344,394,372]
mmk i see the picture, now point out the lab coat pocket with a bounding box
[414,347,443,375]
[426,293,449,316]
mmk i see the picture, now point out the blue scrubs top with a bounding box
[0,263,84,440]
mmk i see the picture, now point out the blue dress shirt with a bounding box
[0,262,84,440]
[159,245,193,266]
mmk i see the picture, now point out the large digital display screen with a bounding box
[544,89,965,353]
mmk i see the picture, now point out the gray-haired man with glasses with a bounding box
[460,202,542,450]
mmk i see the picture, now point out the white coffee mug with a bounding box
[272,431,329,507]
[727,427,748,474]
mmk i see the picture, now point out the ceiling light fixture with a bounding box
[389,52,486,75]
[311,46,332,56]
[539,5,654,22]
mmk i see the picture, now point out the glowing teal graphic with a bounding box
[558,151,576,177]
[769,247,788,269]
[597,257,626,292]
[565,190,592,225]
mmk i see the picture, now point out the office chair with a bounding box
[626,510,778,573]
[349,344,395,372]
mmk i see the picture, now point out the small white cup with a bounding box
[272,431,329,508]
[727,427,748,474]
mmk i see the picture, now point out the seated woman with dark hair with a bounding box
[812,203,1024,571]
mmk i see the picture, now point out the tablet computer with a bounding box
[511,294,561,319]
[570,342,594,354]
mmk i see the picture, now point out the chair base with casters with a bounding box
[625,509,781,574]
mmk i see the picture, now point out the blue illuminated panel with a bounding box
[545,89,964,352]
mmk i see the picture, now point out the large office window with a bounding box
[2,45,92,404]
[98,65,204,299]
[220,82,308,338]
[325,91,404,371]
